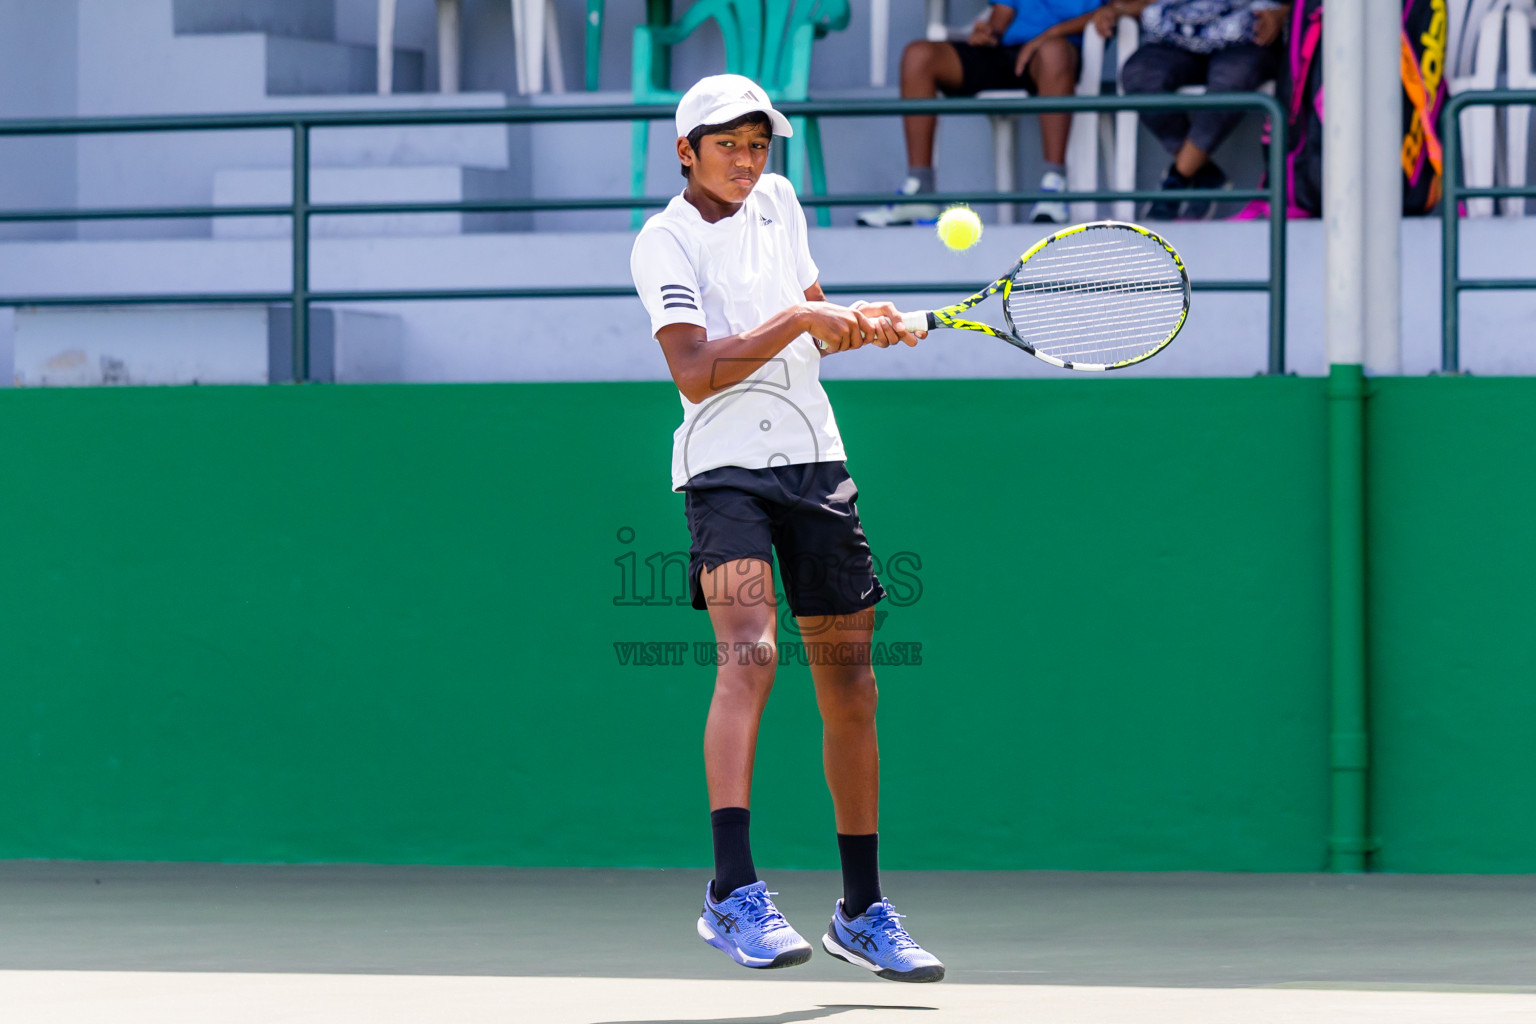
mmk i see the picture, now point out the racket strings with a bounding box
[1004,228,1186,365]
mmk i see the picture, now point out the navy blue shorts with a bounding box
[948,42,1044,97]
[681,461,887,617]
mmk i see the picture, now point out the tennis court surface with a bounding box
[4,862,1532,1023]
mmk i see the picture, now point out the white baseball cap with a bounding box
[675,74,793,140]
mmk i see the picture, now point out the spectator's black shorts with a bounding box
[947,41,1073,97]
[681,462,887,617]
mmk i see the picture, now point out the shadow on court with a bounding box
[594,1005,937,1024]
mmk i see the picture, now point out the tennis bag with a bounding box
[1252,0,1447,217]
[1283,0,1325,216]
[1236,0,1322,218]
[1401,0,1447,214]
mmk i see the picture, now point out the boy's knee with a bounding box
[900,39,943,75]
[715,639,778,687]
[1119,54,1169,95]
[714,665,775,708]
[1031,39,1079,91]
[1205,60,1270,94]
[821,669,878,723]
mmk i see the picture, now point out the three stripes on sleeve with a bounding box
[662,284,698,311]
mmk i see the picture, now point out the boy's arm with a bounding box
[814,284,923,355]
[1251,3,1290,46]
[656,301,882,404]
[969,3,1017,46]
[1090,1,1153,38]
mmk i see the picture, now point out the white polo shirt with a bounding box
[630,173,846,491]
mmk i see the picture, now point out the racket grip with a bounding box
[900,311,934,334]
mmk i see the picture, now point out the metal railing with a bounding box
[1441,89,1536,374]
[0,92,1288,379]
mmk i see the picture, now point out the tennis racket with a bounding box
[898,220,1190,371]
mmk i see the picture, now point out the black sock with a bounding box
[710,807,756,902]
[837,832,881,916]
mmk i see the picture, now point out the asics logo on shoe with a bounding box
[843,926,877,951]
[708,907,740,933]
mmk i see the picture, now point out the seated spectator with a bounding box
[1111,0,1290,219]
[859,0,1103,227]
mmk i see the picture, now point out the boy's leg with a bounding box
[1169,43,1279,218]
[1121,43,1210,218]
[1181,42,1283,172]
[1023,37,1081,224]
[774,463,943,982]
[1025,37,1080,168]
[799,607,881,912]
[694,555,813,970]
[701,557,779,897]
[1119,43,1205,157]
[803,611,944,984]
[898,40,966,173]
[800,607,880,834]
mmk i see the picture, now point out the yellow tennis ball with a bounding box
[936,205,982,251]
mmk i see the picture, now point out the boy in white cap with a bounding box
[629,74,945,983]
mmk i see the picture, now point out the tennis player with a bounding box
[629,74,945,983]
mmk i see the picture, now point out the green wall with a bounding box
[1367,379,1536,872]
[0,377,1528,871]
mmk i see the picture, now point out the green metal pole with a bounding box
[1267,96,1288,375]
[1441,94,1462,374]
[647,0,671,91]
[291,123,310,384]
[584,1,603,92]
[1327,363,1370,872]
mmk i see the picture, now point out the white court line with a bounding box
[3,972,1535,1024]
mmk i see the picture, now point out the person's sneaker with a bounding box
[822,897,945,983]
[1029,169,1069,224]
[1145,167,1187,220]
[1180,161,1230,220]
[857,176,942,227]
[696,881,813,970]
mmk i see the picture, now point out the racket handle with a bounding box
[900,311,934,334]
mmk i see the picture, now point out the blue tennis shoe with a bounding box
[696,880,813,969]
[822,897,946,982]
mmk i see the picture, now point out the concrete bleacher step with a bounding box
[11,306,405,386]
[264,35,423,95]
[212,165,526,238]
[242,93,517,169]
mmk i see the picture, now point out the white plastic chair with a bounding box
[1449,0,1509,217]
[511,0,566,95]
[1503,1,1534,216]
[376,0,477,95]
[927,0,951,42]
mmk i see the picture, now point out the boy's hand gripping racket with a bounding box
[899,221,1191,371]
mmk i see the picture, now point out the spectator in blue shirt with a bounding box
[859,1,1104,227]
[1110,0,1290,219]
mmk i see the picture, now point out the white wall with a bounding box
[1,217,1531,382]
[0,0,78,240]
